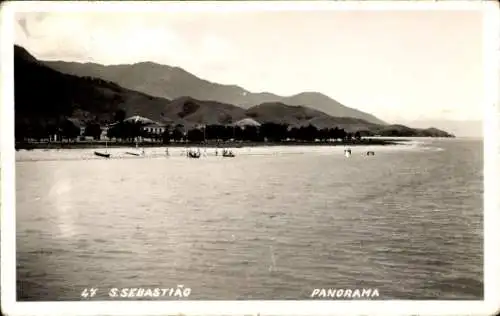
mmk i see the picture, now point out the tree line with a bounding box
[107,121,360,143]
[16,119,102,142]
[15,106,363,143]
[171,124,360,143]
[16,119,363,143]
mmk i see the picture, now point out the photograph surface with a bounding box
[2,1,498,314]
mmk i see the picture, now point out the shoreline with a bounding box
[15,138,408,150]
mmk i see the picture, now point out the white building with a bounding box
[142,122,167,135]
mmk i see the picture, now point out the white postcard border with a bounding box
[1,1,499,316]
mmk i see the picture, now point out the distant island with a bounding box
[13,44,454,149]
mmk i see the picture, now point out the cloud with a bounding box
[15,13,93,60]
[13,12,239,70]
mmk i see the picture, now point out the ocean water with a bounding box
[15,138,483,300]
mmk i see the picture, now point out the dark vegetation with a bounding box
[16,112,356,144]
[14,45,171,129]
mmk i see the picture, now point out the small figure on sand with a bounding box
[165,148,169,157]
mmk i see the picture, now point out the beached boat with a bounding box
[125,152,140,156]
[222,149,235,158]
[94,151,110,158]
[125,138,144,156]
[94,140,110,158]
[188,151,201,159]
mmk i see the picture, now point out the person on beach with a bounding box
[166,148,169,157]
[344,148,352,157]
[215,149,218,156]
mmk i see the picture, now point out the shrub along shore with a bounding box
[16,138,406,150]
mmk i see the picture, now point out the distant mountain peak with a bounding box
[294,91,328,97]
[133,61,163,67]
[257,101,292,107]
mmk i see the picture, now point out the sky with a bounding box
[13,4,486,126]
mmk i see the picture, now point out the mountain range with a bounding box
[14,45,454,137]
[44,59,387,125]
